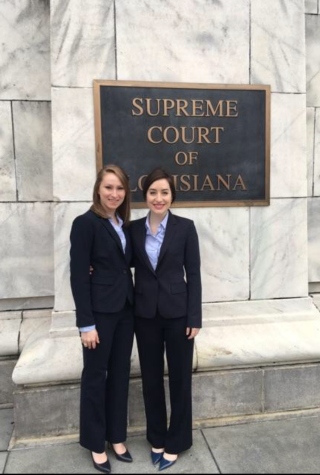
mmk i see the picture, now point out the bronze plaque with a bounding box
[93,80,270,208]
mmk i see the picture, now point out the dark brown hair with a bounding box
[90,164,131,225]
[142,168,176,203]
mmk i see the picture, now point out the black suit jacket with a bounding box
[70,209,134,328]
[129,211,202,328]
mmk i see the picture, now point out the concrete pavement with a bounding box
[1,407,320,473]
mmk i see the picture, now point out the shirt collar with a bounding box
[108,214,123,227]
[145,211,169,233]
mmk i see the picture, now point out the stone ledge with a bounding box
[198,296,320,368]
[12,297,320,386]
[0,310,52,357]
[0,314,21,356]
[12,327,141,386]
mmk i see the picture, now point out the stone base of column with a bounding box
[10,297,320,446]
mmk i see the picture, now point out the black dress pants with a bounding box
[80,302,134,453]
[135,312,194,454]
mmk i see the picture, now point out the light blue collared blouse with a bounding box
[145,212,169,270]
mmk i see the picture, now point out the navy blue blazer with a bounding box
[129,211,202,328]
[70,209,134,328]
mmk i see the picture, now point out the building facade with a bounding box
[1,0,320,444]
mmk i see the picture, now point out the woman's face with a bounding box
[146,178,172,218]
[98,172,126,214]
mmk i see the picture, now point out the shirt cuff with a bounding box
[79,325,96,332]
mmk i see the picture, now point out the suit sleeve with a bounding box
[70,215,94,328]
[184,221,202,328]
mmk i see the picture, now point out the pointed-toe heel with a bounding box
[151,450,163,465]
[108,443,133,463]
[91,454,111,474]
[114,449,133,463]
[159,456,177,471]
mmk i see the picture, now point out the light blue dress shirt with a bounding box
[80,215,126,333]
[145,212,168,270]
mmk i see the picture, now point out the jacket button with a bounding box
[123,270,127,274]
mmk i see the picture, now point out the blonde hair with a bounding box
[90,164,131,225]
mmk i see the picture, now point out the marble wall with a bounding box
[51,0,309,316]
[0,0,53,314]
[0,0,318,328]
[306,1,320,287]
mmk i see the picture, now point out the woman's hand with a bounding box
[186,327,200,339]
[80,329,100,349]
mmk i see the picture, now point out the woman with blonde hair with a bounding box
[70,164,134,473]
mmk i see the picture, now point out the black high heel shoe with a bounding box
[108,442,133,463]
[159,454,178,471]
[91,453,111,473]
[151,449,164,465]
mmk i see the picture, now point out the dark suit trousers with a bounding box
[80,302,134,453]
[135,313,194,454]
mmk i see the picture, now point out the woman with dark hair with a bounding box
[70,164,134,473]
[130,167,202,471]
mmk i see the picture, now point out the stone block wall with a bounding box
[12,361,320,444]
[306,0,320,289]
[0,0,314,318]
[1,1,320,424]
[0,1,53,312]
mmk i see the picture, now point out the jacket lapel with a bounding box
[123,226,132,264]
[136,218,156,274]
[101,219,124,254]
[157,211,177,268]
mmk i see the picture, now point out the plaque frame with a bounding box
[93,80,270,208]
